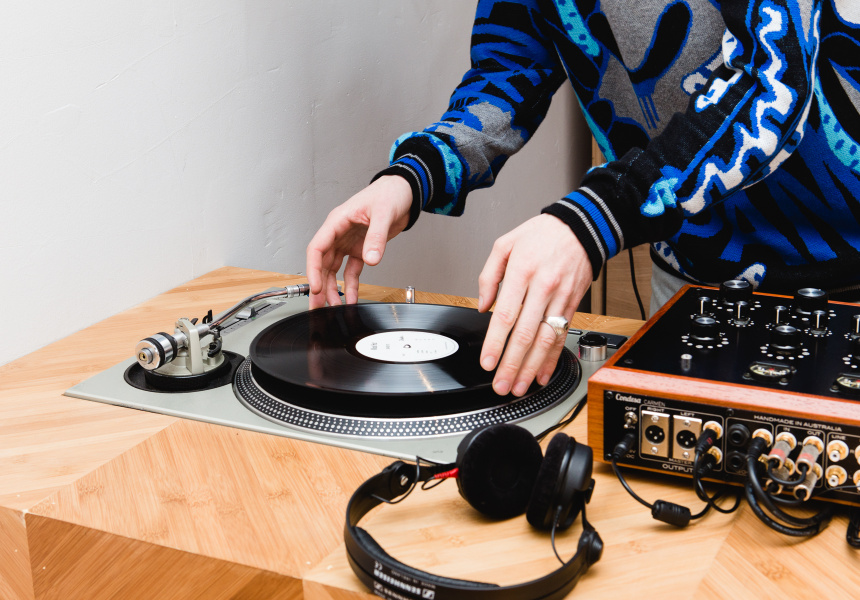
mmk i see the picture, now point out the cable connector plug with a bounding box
[612,433,637,462]
[694,427,719,456]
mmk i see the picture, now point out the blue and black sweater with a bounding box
[378,0,860,296]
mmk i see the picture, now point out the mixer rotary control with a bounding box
[690,315,719,343]
[682,315,728,349]
[729,300,751,327]
[774,305,790,325]
[809,309,829,336]
[719,279,753,305]
[794,288,828,314]
[770,324,801,356]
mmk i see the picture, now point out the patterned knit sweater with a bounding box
[377,0,860,296]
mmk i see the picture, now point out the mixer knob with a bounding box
[851,316,860,353]
[730,300,751,326]
[810,309,829,334]
[770,324,801,356]
[774,305,790,325]
[794,288,828,314]
[719,279,753,305]
[690,315,720,343]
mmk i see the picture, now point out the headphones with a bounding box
[345,424,603,600]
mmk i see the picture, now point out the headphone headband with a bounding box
[345,461,602,600]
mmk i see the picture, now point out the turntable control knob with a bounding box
[689,315,720,343]
[719,280,753,305]
[578,333,608,362]
[770,324,801,355]
[794,288,828,314]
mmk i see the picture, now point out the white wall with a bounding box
[0,1,588,367]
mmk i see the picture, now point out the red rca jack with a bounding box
[703,421,723,440]
[796,436,824,473]
[767,432,797,467]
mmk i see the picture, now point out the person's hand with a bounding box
[306,175,412,309]
[477,214,592,396]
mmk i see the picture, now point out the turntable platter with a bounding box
[249,303,494,395]
[238,303,582,437]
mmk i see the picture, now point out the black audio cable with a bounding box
[692,449,741,515]
[627,248,646,320]
[535,396,587,442]
[847,507,860,548]
[801,484,860,549]
[610,433,712,528]
[744,438,833,537]
[765,460,809,490]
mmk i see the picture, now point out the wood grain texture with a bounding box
[5,267,853,600]
[304,409,735,600]
[0,506,34,600]
[27,514,304,600]
[29,419,389,578]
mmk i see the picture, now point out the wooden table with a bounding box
[2,267,857,600]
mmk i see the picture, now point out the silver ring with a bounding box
[541,315,569,337]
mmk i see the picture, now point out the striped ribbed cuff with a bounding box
[541,187,625,280]
[371,162,424,231]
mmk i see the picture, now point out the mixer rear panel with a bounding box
[588,283,860,506]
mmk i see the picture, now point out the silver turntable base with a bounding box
[65,295,617,463]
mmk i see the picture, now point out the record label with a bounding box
[354,331,459,363]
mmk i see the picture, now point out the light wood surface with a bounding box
[2,267,855,600]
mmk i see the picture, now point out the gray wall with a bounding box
[0,1,588,366]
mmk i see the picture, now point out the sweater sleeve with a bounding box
[376,0,567,229]
[542,0,822,280]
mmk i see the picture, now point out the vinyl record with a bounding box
[249,303,495,396]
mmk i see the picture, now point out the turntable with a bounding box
[66,282,625,462]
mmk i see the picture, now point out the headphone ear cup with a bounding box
[526,433,593,531]
[456,424,543,520]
